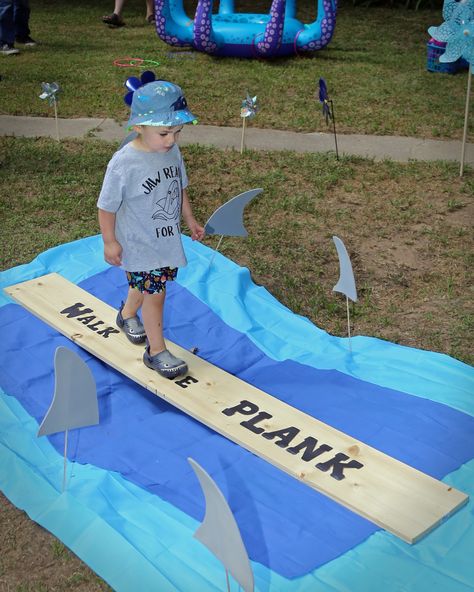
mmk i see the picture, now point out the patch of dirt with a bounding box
[0,493,111,591]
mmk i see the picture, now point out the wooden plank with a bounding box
[4,273,469,543]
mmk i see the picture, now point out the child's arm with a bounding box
[182,188,205,241]
[98,208,122,266]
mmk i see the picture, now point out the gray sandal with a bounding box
[116,302,146,344]
[143,347,188,379]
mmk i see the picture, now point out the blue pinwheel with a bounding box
[123,70,156,106]
[317,77,339,160]
[428,0,474,64]
[429,0,473,175]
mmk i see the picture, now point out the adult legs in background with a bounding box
[0,0,16,50]
[13,0,32,43]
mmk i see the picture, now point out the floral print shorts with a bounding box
[126,267,178,294]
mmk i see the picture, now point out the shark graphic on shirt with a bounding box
[152,180,180,221]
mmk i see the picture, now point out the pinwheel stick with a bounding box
[225,569,231,592]
[240,117,246,154]
[345,296,352,353]
[460,64,472,177]
[53,97,60,143]
[63,428,68,491]
[330,99,339,160]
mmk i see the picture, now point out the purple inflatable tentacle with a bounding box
[255,0,286,57]
[193,0,218,53]
[296,0,337,52]
[155,0,190,47]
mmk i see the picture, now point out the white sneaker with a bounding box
[1,43,19,56]
[16,36,37,47]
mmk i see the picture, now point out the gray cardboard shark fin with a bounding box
[204,188,263,237]
[119,130,138,150]
[332,236,358,302]
[38,346,99,437]
[188,457,254,592]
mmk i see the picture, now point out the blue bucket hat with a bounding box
[127,80,197,129]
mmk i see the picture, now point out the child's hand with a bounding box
[104,239,122,266]
[189,221,205,242]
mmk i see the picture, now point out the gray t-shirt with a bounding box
[97,143,189,272]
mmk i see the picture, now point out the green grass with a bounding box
[0,0,471,139]
[1,136,472,365]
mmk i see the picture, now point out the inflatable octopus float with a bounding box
[155,0,338,58]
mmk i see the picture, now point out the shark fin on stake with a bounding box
[38,346,99,437]
[204,188,263,237]
[332,236,358,302]
[188,457,254,592]
[119,130,138,150]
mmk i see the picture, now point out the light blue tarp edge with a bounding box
[1,235,472,416]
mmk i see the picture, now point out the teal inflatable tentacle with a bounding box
[218,0,234,15]
[295,0,337,51]
[155,0,193,46]
[285,0,297,18]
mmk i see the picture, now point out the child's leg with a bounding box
[116,282,146,345]
[141,291,166,356]
[121,286,144,319]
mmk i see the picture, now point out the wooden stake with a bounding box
[53,98,60,143]
[225,568,231,592]
[460,64,472,177]
[346,296,352,353]
[62,428,68,491]
[330,99,339,160]
[208,235,224,269]
[240,117,246,154]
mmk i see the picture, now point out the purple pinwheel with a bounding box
[318,77,333,124]
[123,70,156,106]
[317,77,339,159]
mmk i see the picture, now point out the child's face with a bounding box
[133,125,183,153]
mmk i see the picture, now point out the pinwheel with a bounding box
[240,93,259,153]
[240,93,259,119]
[39,82,61,142]
[39,81,61,106]
[429,0,474,175]
[123,70,157,106]
[318,77,332,124]
[318,77,339,159]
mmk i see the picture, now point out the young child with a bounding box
[97,80,204,379]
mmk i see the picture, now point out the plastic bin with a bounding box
[426,38,468,74]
